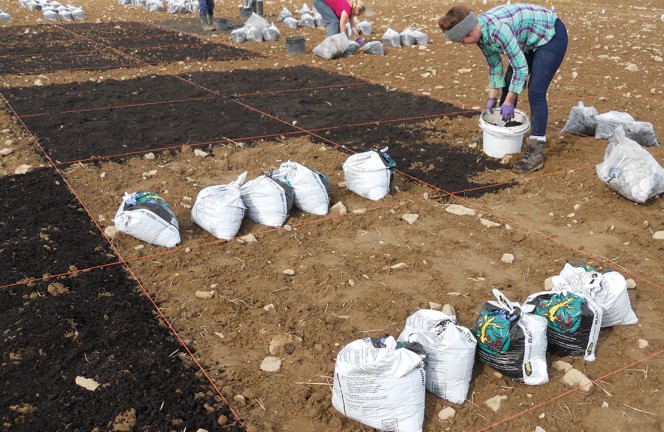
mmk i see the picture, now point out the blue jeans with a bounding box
[314,0,341,36]
[198,0,214,14]
[500,19,568,137]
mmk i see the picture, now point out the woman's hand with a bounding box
[485,98,497,113]
[500,103,515,122]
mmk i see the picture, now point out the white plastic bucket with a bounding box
[479,109,530,158]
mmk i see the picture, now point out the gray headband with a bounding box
[444,11,477,42]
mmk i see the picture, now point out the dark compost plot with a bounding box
[185,66,364,96]
[0,266,244,432]
[4,66,508,195]
[7,87,295,162]
[0,22,256,75]
[66,21,205,48]
[25,97,295,162]
[0,25,140,74]
[0,48,140,75]
[0,168,117,286]
[154,17,247,35]
[0,25,89,55]
[2,68,368,163]
[128,43,255,64]
[313,121,508,197]
[237,82,464,130]
[63,21,256,63]
[3,75,211,116]
[3,67,359,116]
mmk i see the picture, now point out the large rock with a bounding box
[561,368,594,393]
[485,395,508,412]
[260,356,282,372]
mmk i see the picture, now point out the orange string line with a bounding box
[477,348,664,432]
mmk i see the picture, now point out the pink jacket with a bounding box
[324,0,352,18]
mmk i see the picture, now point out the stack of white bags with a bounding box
[333,310,476,432]
[18,0,85,21]
[114,147,400,247]
[0,9,12,21]
[114,161,332,247]
[332,264,638,430]
[231,12,281,43]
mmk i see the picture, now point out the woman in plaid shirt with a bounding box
[439,3,568,172]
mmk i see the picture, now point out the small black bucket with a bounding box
[214,18,228,31]
[286,36,306,55]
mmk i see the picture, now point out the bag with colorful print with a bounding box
[473,289,548,385]
[551,263,638,327]
[523,290,602,361]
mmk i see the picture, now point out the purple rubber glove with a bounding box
[485,98,497,113]
[356,38,365,47]
[500,103,515,122]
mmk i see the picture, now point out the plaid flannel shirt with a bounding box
[477,4,558,94]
